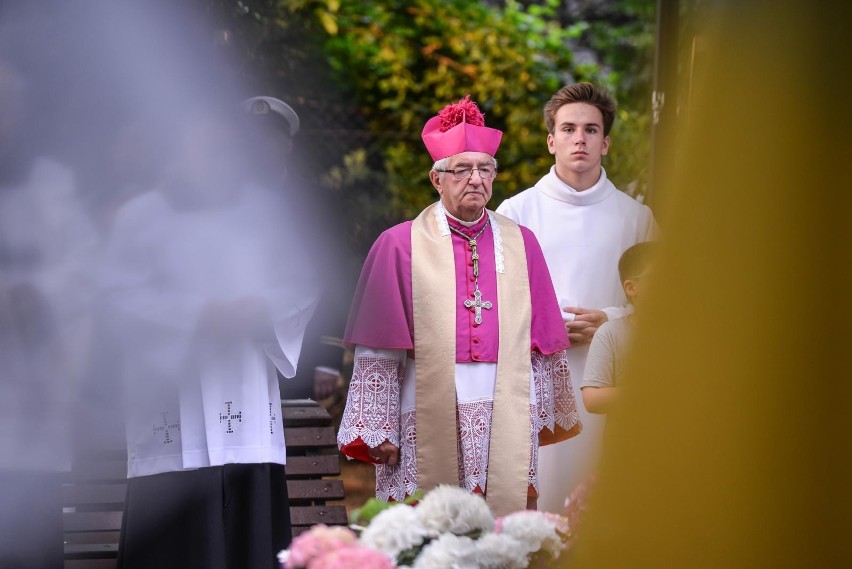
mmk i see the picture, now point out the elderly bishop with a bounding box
[337,97,581,515]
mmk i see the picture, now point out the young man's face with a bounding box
[547,102,610,186]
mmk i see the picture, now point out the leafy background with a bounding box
[203,0,656,255]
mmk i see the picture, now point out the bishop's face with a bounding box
[430,151,495,222]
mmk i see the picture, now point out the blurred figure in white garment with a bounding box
[0,57,99,569]
[104,104,321,569]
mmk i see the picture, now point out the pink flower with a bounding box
[308,544,396,569]
[540,511,570,535]
[285,525,358,569]
[563,475,595,538]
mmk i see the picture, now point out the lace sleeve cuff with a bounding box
[337,346,406,457]
[532,349,582,446]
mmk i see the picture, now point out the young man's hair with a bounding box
[618,241,656,283]
[544,82,617,136]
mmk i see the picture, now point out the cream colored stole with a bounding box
[411,202,532,516]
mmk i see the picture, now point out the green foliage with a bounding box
[605,106,651,197]
[215,0,656,247]
[279,0,597,221]
[579,0,657,104]
[571,0,655,199]
[349,489,423,527]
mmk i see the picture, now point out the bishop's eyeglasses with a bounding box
[436,165,497,181]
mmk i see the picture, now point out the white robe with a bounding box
[101,186,319,477]
[0,158,98,471]
[496,166,657,512]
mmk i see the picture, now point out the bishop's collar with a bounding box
[445,208,488,236]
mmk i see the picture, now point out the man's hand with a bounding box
[368,441,400,466]
[564,307,608,344]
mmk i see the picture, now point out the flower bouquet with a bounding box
[278,484,580,569]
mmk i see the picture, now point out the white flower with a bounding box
[412,533,479,569]
[496,511,564,558]
[472,533,529,569]
[415,485,495,536]
[360,503,430,561]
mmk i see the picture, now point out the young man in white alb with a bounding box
[497,83,658,513]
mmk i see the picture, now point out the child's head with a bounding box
[618,241,656,306]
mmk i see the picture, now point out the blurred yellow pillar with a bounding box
[571,2,852,567]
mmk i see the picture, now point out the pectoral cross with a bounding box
[464,286,492,325]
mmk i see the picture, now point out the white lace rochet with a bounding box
[338,349,579,501]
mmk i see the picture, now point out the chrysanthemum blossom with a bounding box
[360,503,430,560]
[412,533,479,569]
[308,544,397,569]
[472,533,529,569]
[494,511,564,557]
[285,524,358,568]
[415,485,494,536]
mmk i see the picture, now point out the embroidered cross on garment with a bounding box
[153,411,180,444]
[269,403,277,435]
[219,401,242,434]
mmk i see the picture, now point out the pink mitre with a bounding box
[421,95,503,161]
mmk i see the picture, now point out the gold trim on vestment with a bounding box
[411,203,531,516]
[487,212,532,516]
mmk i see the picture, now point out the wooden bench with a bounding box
[62,400,347,568]
[278,400,349,536]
